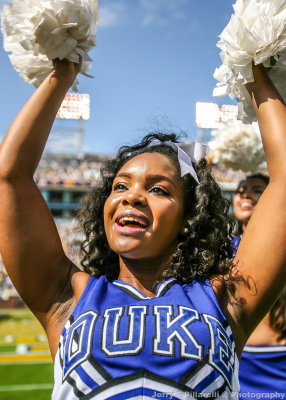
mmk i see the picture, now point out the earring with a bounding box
[183,227,189,234]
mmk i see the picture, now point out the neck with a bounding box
[118,256,170,297]
[241,219,249,233]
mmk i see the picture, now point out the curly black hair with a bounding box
[77,132,235,283]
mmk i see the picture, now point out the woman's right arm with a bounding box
[0,61,89,340]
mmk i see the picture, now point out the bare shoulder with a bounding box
[71,268,92,302]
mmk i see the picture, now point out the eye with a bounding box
[237,188,245,195]
[149,186,169,196]
[113,183,128,191]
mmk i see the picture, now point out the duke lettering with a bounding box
[153,305,202,359]
[62,305,235,385]
[102,305,147,356]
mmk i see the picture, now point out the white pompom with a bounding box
[209,120,265,172]
[213,0,286,123]
[1,0,98,89]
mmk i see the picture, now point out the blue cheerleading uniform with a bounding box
[231,235,241,257]
[239,345,286,399]
[52,276,239,400]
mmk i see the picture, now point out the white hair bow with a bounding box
[148,140,209,183]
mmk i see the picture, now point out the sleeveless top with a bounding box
[52,276,239,400]
[239,345,286,398]
[231,235,241,257]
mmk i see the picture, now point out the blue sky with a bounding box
[0,0,236,155]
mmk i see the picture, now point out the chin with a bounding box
[237,210,251,219]
[241,213,252,221]
[118,251,151,262]
[111,243,145,259]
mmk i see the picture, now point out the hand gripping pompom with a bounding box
[1,0,98,90]
[208,120,265,172]
[213,0,286,123]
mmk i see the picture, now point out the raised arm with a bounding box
[226,65,286,353]
[0,61,86,338]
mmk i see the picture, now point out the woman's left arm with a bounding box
[225,65,286,352]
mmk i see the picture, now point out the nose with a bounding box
[121,190,147,207]
[240,190,251,199]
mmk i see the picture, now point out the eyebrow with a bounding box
[115,173,177,187]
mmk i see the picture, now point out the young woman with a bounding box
[232,174,269,235]
[232,175,286,397]
[231,174,269,254]
[0,60,286,399]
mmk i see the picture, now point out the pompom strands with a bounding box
[209,120,265,173]
[1,0,99,90]
[213,0,286,123]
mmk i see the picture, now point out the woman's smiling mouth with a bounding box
[240,201,253,210]
[115,211,149,236]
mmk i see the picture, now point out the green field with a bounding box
[0,309,54,400]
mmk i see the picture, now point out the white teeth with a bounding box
[241,202,252,207]
[122,217,137,222]
[118,216,145,226]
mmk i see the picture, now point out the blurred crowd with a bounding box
[34,154,105,187]
[33,153,267,187]
[212,163,268,183]
[56,218,84,267]
[0,262,18,301]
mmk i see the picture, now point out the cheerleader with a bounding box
[0,58,286,399]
